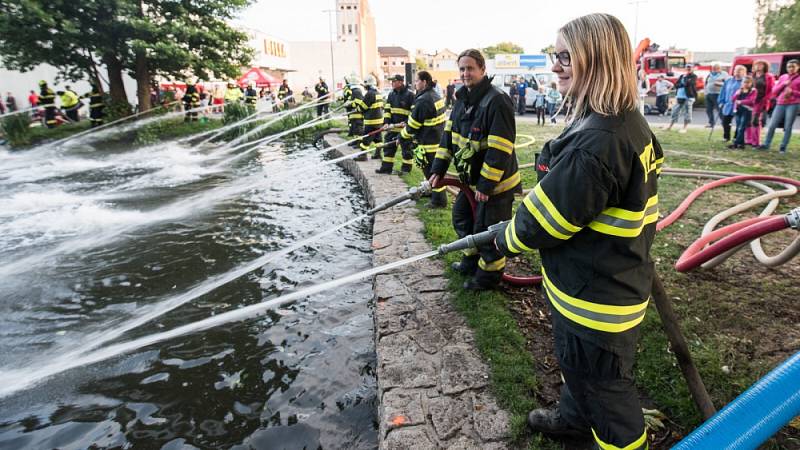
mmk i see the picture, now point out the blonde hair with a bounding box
[558,13,639,118]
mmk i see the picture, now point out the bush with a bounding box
[106,99,133,121]
[1,114,33,147]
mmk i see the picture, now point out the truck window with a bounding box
[648,59,665,71]
[668,57,686,70]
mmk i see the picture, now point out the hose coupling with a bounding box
[787,208,800,230]
[409,180,432,200]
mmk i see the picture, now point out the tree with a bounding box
[757,0,800,52]
[482,42,525,59]
[540,45,555,55]
[415,56,428,70]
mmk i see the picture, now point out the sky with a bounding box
[238,0,758,54]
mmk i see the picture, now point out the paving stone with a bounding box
[440,346,489,394]
[471,391,511,442]
[378,333,439,389]
[442,436,484,450]
[427,394,472,440]
[381,427,436,450]
[381,389,426,437]
[374,274,408,300]
[409,324,447,354]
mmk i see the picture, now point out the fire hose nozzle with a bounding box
[787,208,800,230]
[409,181,432,200]
[438,221,509,255]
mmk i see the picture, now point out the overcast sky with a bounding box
[238,0,757,54]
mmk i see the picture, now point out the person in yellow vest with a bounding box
[224,80,243,105]
[57,88,81,122]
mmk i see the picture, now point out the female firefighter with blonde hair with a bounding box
[495,14,662,449]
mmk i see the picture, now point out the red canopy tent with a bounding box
[238,67,281,88]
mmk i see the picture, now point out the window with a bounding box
[348,24,352,34]
[383,61,388,66]
[342,24,346,35]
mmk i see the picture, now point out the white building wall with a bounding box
[288,41,360,92]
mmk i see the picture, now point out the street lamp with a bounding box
[323,8,338,94]
[628,0,648,45]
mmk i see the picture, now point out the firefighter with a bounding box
[83,83,105,128]
[314,77,330,117]
[343,75,364,144]
[399,71,448,208]
[277,79,292,109]
[429,49,522,291]
[244,81,258,108]
[38,80,57,128]
[224,80,243,104]
[376,74,414,174]
[182,79,200,122]
[494,15,660,450]
[356,75,385,161]
[58,88,81,122]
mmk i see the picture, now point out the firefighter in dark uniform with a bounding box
[278,79,292,109]
[182,79,200,122]
[243,82,258,108]
[343,75,364,143]
[356,75,385,161]
[83,84,105,128]
[376,74,414,174]
[314,77,330,117]
[429,49,522,290]
[399,71,447,208]
[494,15,659,450]
[38,80,57,128]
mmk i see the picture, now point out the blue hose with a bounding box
[674,351,800,449]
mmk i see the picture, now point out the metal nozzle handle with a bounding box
[438,221,509,255]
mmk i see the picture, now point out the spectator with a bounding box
[637,69,649,115]
[211,85,224,113]
[445,81,455,109]
[652,74,673,116]
[718,65,746,142]
[546,81,562,124]
[664,63,698,133]
[6,92,17,112]
[0,96,5,115]
[704,63,729,127]
[302,86,313,101]
[28,90,39,108]
[516,77,528,115]
[759,59,800,154]
[746,60,775,147]
[533,86,547,125]
[729,76,757,149]
[509,77,519,112]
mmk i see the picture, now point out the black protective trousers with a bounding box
[451,189,513,284]
[554,321,648,450]
[379,131,413,172]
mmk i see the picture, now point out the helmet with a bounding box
[38,80,47,86]
[248,81,256,88]
[186,79,195,86]
[228,80,236,86]
[364,75,376,87]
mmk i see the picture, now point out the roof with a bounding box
[379,46,410,57]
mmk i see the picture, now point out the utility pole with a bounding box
[323,8,337,93]
[628,0,648,45]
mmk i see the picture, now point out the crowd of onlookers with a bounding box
[654,59,798,154]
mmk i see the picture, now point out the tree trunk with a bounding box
[103,53,128,105]
[135,50,151,112]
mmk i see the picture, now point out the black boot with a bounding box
[396,163,413,175]
[463,268,502,291]
[375,162,393,174]
[426,191,447,208]
[450,255,478,276]
[355,153,368,161]
[526,408,591,438]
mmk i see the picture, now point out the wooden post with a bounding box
[651,272,717,420]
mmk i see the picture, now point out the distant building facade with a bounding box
[379,46,410,81]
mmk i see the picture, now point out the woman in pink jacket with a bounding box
[759,59,800,154]
[729,76,758,149]
[745,60,775,146]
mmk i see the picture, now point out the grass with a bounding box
[394,120,800,448]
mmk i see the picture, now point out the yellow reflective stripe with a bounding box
[587,195,659,238]
[479,257,506,272]
[354,99,367,109]
[364,118,385,125]
[451,132,469,147]
[533,184,582,233]
[423,114,446,126]
[408,116,422,129]
[436,147,452,160]
[402,158,414,164]
[369,102,384,109]
[391,107,411,115]
[492,171,520,195]
[444,120,453,132]
[592,428,648,450]
[400,128,412,139]
[523,195,570,240]
[462,247,478,256]
[505,217,533,254]
[421,143,439,153]
[487,135,514,154]
[348,113,364,119]
[382,156,395,163]
[434,99,445,110]
[655,157,664,175]
[480,163,503,182]
[543,268,649,333]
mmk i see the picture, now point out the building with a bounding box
[243,28,293,84]
[379,46,411,81]
[415,48,459,85]
[288,0,381,91]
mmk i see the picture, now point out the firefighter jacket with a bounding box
[183,85,200,107]
[431,76,522,197]
[358,86,385,127]
[225,86,243,103]
[244,87,258,105]
[83,88,103,109]
[495,109,664,352]
[278,84,291,100]
[315,81,329,98]
[399,86,446,151]
[60,90,80,108]
[385,85,414,125]
[39,86,56,108]
[343,84,364,120]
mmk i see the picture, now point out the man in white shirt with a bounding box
[652,74,674,116]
